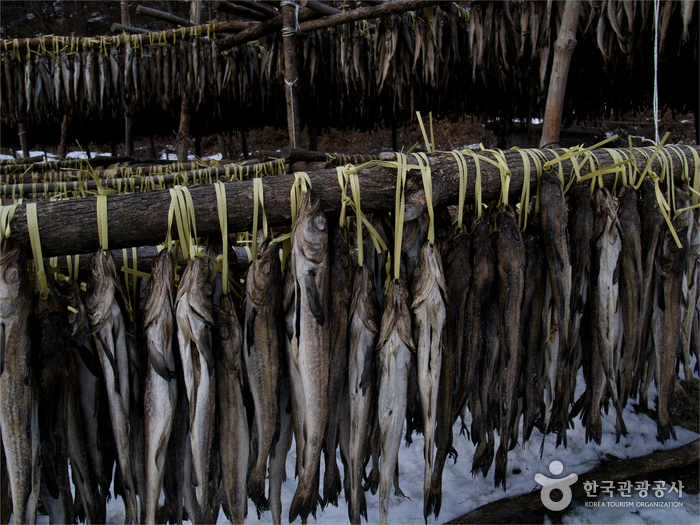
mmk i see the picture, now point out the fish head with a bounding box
[248,239,282,303]
[294,191,328,264]
[0,239,30,320]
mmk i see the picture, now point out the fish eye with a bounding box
[218,323,230,341]
[3,266,19,284]
[313,214,326,231]
[261,261,272,275]
[203,282,213,297]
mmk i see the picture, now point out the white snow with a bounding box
[86,368,698,525]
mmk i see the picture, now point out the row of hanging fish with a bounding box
[2,1,697,133]
[0,175,698,525]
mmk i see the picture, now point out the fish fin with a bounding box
[199,331,215,376]
[303,274,325,326]
[97,337,120,390]
[148,347,175,381]
[75,339,102,377]
[0,323,4,375]
[245,307,256,352]
[393,465,408,499]
[359,350,373,395]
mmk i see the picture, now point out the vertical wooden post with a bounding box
[282,2,301,148]
[240,129,249,160]
[218,135,228,159]
[177,0,202,163]
[539,0,581,148]
[18,121,30,158]
[59,114,69,158]
[122,0,134,156]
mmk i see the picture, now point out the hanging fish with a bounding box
[377,279,414,525]
[86,249,138,523]
[211,245,248,525]
[287,191,330,524]
[347,264,380,525]
[0,240,40,525]
[411,241,446,520]
[141,250,177,524]
[494,206,525,490]
[653,191,690,443]
[427,227,469,519]
[616,186,643,404]
[323,227,352,509]
[591,189,626,441]
[59,51,71,108]
[175,255,216,524]
[243,239,283,515]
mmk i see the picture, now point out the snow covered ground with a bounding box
[79,368,698,525]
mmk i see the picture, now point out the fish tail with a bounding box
[247,470,269,517]
[322,452,341,509]
[494,444,507,491]
[348,486,367,524]
[288,468,321,523]
[425,471,443,519]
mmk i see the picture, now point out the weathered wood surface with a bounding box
[3,146,697,258]
[282,2,302,148]
[539,0,582,148]
[111,23,151,35]
[257,147,379,164]
[135,5,194,27]
[446,438,699,524]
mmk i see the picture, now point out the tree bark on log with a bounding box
[3,146,697,258]
[446,438,699,524]
[217,7,316,50]
[539,0,582,148]
[257,147,379,164]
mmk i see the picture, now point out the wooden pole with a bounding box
[17,121,29,158]
[282,2,301,148]
[3,145,696,258]
[539,0,582,148]
[59,114,69,158]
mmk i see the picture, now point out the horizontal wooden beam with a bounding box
[135,5,194,27]
[1,146,697,258]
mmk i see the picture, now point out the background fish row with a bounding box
[0,175,697,525]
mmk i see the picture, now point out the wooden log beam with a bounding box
[257,147,379,164]
[213,1,269,21]
[300,0,342,17]
[297,0,439,33]
[135,5,194,27]
[446,438,699,524]
[217,6,316,50]
[539,0,582,148]
[2,146,697,258]
[110,23,151,34]
[1,20,255,52]
[234,0,280,18]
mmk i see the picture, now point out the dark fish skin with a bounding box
[243,239,283,515]
[323,227,352,509]
[539,172,572,445]
[347,265,380,525]
[635,180,665,406]
[653,198,689,443]
[86,249,138,524]
[142,250,177,525]
[34,291,74,525]
[269,373,293,525]
[1,437,11,524]
[617,186,643,404]
[457,219,495,426]
[494,206,525,491]
[521,216,546,443]
[213,277,248,525]
[426,229,470,519]
[288,191,330,524]
[0,240,40,525]
[567,184,595,411]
